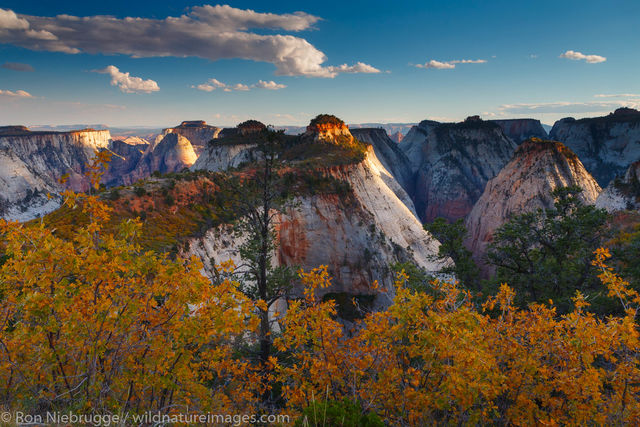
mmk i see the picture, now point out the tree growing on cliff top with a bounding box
[225,127,297,402]
[309,114,345,127]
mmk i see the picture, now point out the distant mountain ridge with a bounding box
[489,118,548,143]
[399,116,517,223]
[549,108,640,186]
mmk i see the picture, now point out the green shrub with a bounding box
[295,399,383,427]
[309,114,345,127]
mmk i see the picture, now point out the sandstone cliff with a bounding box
[102,138,149,187]
[400,117,517,223]
[596,161,640,212]
[0,127,112,220]
[549,108,640,186]
[187,145,445,301]
[187,117,446,302]
[130,133,197,179]
[0,127,111,192]
[350,128,414,195]
[389,131,404,143]
[161,121,222,156]
[465,139,601,267]
[490,119,548,144]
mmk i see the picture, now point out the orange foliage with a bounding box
[1,152,639,425]
[0,153,262,415]
[275,258,640,425]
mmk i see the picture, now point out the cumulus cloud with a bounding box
[2,62,34,71]
[0,89,32,97]
[415,58,487,69]
[254,80,287,90]
[93,65,159,94]
[416,60,455,69]
[326,62,381,74]
[0,8,28,30]
[560,50,606,64]
[232,83,250,91]
[193,78,287,92]
[0,5,379,78]
[194,78,227,92]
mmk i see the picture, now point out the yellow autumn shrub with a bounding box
[276,253,640,425]
[0,153,262,415]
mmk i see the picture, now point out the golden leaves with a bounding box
[275,254,640,425]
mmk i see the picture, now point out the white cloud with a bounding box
[0,6,379,78]
[496,100,639,115]
[416,60,455,69]
[453,59,487,64]
[0,89,32,97]
[415,58,487,69]
[94,65,159,94]
[559,50,606,64]
[327,62,381,74]
[0,8,28,30]
[594,93,640,98]
[194,78,288,92]
[254,80,287,90]
[194,78,227,92]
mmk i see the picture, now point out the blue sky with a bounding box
[1,0,639,127]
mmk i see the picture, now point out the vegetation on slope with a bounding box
[3,154,640,425]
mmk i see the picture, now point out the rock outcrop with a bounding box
[549,108,640,186]
[490,119,548,144]
[0,127,111,220]
[596,161,640,212]
[187,117,446,302]
[400,117,517,223]
[304,115,353,143]
[188,145,445,302]
[102,138,149,187]
[131,133,197,179]
[465,139,601,267]
[389,131,404,143]
[0,127,111,192]
[350,128,414,194]
[161,120,221,155]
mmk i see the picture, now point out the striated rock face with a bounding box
[490,119,548,144]
[0,128,111,192]
[465,139,601,268]
[549,108,640,186]
[596,161,640,212]
[102,138,149,187]
[186,145,446,301]
[0,149,61,221]
[162,121,222,156]
[400,117,517,223]
[0,127,112,220]
[130,133,197,179]
[191,143,257,172]
[398,120,440,172]
[350,128,414,195]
